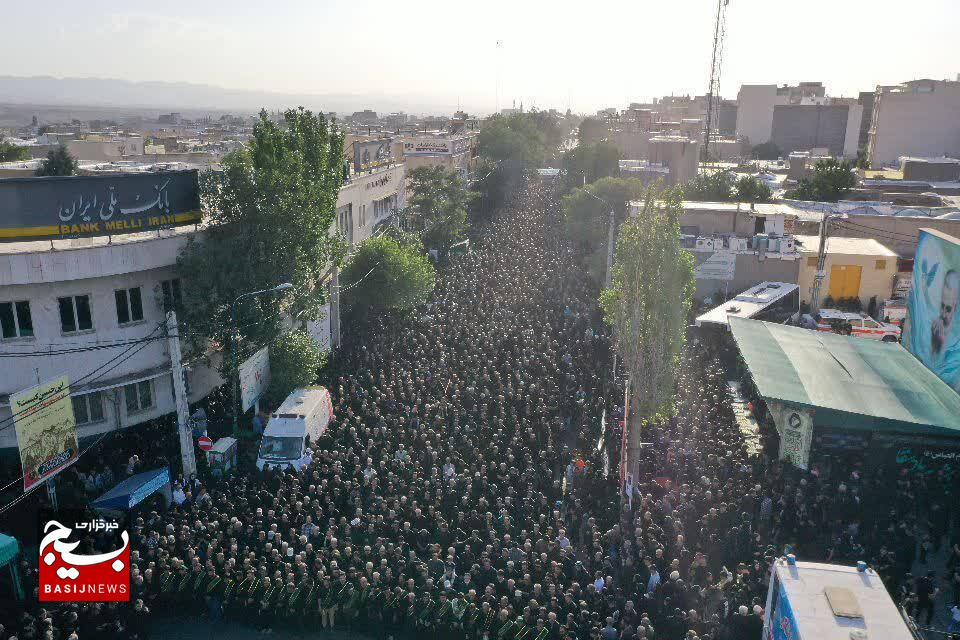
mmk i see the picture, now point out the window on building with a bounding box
[160,279,182,312]
[807,257,819,268]
[115,287,144,325]
[875,259,887,270]
[124,380,154,414]
[72,392,105,425]
[0,301,34,339]
[58,295,93,333]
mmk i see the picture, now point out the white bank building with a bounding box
[0,164,404,449]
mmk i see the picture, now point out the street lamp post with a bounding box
[231,282,294,436]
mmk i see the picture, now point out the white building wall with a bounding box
[0,229,222,448]
[735,85,779,146]
[868,82,960,167]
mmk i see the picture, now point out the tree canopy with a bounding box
[35,144,77,176]
[577,117,608,146]
[683,170,734,201]
[791,158,857,202]
[176,107,345,358]
[733,175,773,206]
[562,141,621,189]
[478,112,561,168]
[601,184,694,471]
[265,329,324,405]
[751,141,782,161]
[0,139,30,162]
[404,165,470,251]
[341,235,436,321]
[562,177,646,284]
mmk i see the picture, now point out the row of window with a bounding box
[0,278,181,340]
[70,380,155,426]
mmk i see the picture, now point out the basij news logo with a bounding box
[38,509,130,602]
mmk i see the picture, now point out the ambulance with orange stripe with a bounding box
[800,309,901,342]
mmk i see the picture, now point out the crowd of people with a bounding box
[3,180,958,640]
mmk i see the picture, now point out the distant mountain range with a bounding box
[0,75,463,117]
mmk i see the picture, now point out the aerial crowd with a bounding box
[4,181,959,640]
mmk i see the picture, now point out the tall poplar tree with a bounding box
[600,184,695,480]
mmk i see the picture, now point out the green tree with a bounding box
[791,158,857,202]
[562,177,646,284]
[404,165,470,250]
[265,329,325,405]
[577,117,608,146]
[35,144,77,176]
[733,175,772,207]
[341,235,436,321]
[562,141,621,188]
[478,112,561,168]
[471,158,507,223]
[751,141,782,161]
[600,184,694,478]
[176,107,345,360]
[0,139,30,162]
[683,170,734,201]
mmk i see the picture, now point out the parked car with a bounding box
[800,309,901,342]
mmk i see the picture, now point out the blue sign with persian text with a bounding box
[0,170,200,241]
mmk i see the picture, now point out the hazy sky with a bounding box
[2,0,958,113]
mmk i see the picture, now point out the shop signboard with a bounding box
[0,171,200,242]
[770,402,814,470]
[238,347,270,412]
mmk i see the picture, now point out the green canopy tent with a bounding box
[0,533,24,601]
[728,317,960,436]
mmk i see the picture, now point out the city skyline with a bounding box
[1,0,958,114]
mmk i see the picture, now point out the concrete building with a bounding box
[794,235,898,308]
[0,165,405,449]
[67,136,145,161]
[0,227,223,449]
[867,79,960,167]
[735,83,862,157]
[647,135,699,186]
[400,134,478,180]
[900,156,960,182]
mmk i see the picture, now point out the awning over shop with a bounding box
[0,533,19,567]
[728,317,960,437]
[92,467,171,511]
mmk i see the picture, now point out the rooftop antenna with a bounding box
[702,0,730,166]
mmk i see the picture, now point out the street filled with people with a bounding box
[4,180,959,640]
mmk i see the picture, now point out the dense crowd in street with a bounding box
[4,180,959,640]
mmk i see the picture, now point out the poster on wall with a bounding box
[238,347,270,412]
[770,401,814,470]
[11,376,79,492]
[903,229,960,393]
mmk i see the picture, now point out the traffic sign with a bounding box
[197,435,213,451]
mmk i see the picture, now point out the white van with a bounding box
[256,386,333,471]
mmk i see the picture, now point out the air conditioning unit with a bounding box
[728,237,749,251]
[695,237,715,251]
[780,237,796,253]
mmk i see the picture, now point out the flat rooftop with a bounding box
[794,234,898,257]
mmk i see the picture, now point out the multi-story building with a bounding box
[400,133,479,181]
[0,163,405,449]
[735,83,863,158]
[867,79,960,167]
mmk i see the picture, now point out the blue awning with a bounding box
[92,467,170,511]
[0,533,20,567]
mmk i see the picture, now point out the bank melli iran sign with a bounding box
[0,170,201,241]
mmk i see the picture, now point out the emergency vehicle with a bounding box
[763,557,919,640]
[800,309,901,342]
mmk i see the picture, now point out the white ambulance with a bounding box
[801,309,901,342]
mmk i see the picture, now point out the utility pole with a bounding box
[166,310,197,478]
[809,213,831,312]
[330,268,341,350]
[605,207,616,288]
